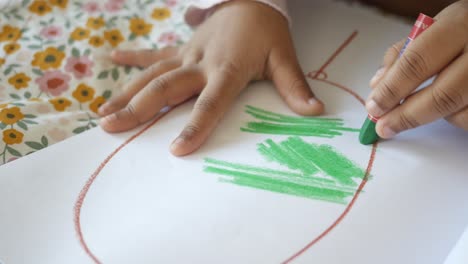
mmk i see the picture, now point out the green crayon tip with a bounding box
[359,117,379,145]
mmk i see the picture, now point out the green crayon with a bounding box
[359,114,379,145]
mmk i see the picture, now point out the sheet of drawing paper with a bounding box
[1,1,468,264]
[445,225,468,264]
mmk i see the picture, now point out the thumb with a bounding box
[267,49,324,116]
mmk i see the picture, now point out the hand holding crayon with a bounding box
[361,1,468,144]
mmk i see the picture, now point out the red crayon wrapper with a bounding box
[367,114,379,123]
[409,13,435,40]
[401,13,434,55]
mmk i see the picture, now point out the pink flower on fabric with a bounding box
[104,0,123,12]
[164,0,177,7]
[35,71,71,96]
[40,26,62,39]
[158,32,180,46]
[82,2,101,13]
[65,56,94,79]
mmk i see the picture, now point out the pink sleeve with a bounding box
[184,0,289,27]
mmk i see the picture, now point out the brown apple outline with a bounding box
[73,31,378,264]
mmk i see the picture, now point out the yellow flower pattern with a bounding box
[8,73,31,90]
[49,97,72,111]
[70,27,91,41]
[89,96,106,113]
[0,107,24,125]
[0,0,190,165]
[0,25,22,42]
[152,7,171,21]
[4,43,21,54]
[129,18,153,36]
[88,35,104,47]
[31,47,66,70]
[28,0,53,16]
[104,29,125,47]
[2,129,24,145]
[86,17,105,30]
[72,83,95,103]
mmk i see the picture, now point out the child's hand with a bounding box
[368,0,468,138]
[99,0,323,156]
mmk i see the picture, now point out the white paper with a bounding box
[1,1,468,264]
[445,225,468,264]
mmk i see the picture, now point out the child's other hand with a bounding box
[368,0,468,138]
[99,0,323,156]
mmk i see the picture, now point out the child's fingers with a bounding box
[111,46,179,67]
[376,53,468,138]
[98,58,181,116]
[268,49,324,116]
[100,67,205,133]
[369,39,405,88]
[170,74,246,156]
[445,106,468,130]
[367,19,466,118]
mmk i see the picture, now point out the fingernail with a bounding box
[308,97,319,105]
[110,50,121,60]
[170,138,185,152]
[98,103,111,115]
[171,137,184,147]
[366,99,384,117]
[382,126,397,138]
[370,67,386,86]
[102,113,117,123]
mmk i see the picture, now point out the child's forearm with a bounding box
[185,0,289,26]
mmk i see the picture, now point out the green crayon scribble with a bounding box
[258,137,364,186]
[241,105,360,138]
[204,137,366,204]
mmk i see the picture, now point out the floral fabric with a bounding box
[0,0,192,165]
